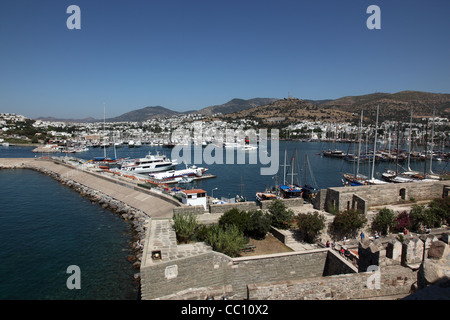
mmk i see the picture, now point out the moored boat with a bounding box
[148,165,207,181]
[120,152,177,174]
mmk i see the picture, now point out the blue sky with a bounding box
[0,0,449,119]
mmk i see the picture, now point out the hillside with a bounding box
[33,91,450,124]
[105,106,181,122]
[219,98,357,124]
[319,91,450,123]
[218,91,450,124]
[196,98,279,116]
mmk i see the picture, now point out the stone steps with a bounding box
[283,229,320,251]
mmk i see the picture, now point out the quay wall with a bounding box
[259,197,303,210]
[173,197,304,217]
[53,159,182,208]
[316,180,450,213]
[209,201,259,214]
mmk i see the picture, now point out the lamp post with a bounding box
[211,187,218,199]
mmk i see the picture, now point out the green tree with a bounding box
[409,204,440,232]
[330,209,367,239]
[245,210,272,240]
[296,212,326,243]
[371,208,396,236]
[268,199,294,230]
[219,208,250,233]
[427,197,450,226]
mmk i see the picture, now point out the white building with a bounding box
[181,189,207,210]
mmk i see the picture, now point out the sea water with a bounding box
[0,169,138,299]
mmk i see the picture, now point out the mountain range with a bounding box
[35,91,450,124]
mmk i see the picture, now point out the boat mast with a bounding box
[291,154,295,185]
[407,107,412,171]
[424,118,428,178]
[305,154,308,186]
[371,104,379,181]
[284,149,287,185]
[103,103,107,158]
[396,121,400,176]
[281,149,289,185]
[430,106,435,174]
[356,110,363,179]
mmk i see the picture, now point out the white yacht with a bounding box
[120,152,177,174]
[149,165,207,181]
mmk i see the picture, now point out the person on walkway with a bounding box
[360,231,365,241]
[374,231,379,239]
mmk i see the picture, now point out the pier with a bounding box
[0,157,179,219]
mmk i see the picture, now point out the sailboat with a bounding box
[278,149,303,199]
[381,107,440,183]
[89,103,118,167]
[343,110,370,186]
[302,153,319,199]
[367,105,388,185]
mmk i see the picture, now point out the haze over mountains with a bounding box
[36,91,450,123]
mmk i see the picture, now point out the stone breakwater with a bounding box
[0,159,151,278]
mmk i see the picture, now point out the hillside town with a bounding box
[1,111,449,154]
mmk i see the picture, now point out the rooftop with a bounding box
[182,189,206,194]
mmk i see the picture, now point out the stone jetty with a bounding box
[0,157,180,274]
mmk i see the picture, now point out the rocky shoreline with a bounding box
[0,162,149,292]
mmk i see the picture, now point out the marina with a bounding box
[4,141,450,201]
[1,141,449,300]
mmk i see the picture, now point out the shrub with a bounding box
[330,209,367,239]
[172,213,198,244]
[409,204,440,232]
[192,224,210,242]
[296,212,326,243]
[219,208,250,233]
[371,208,396,236]
[427,197,450,225]
[245,210,272,240]
[268,199,295,230]
[203,224,247,257]
[393,211,411,233]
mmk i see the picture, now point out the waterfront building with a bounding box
[181,189,207,210]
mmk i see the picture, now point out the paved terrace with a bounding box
[0,157,178,218]
[142,219,212,267]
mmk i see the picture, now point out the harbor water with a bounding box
[0,156,138,299]
[0,142,448,299]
